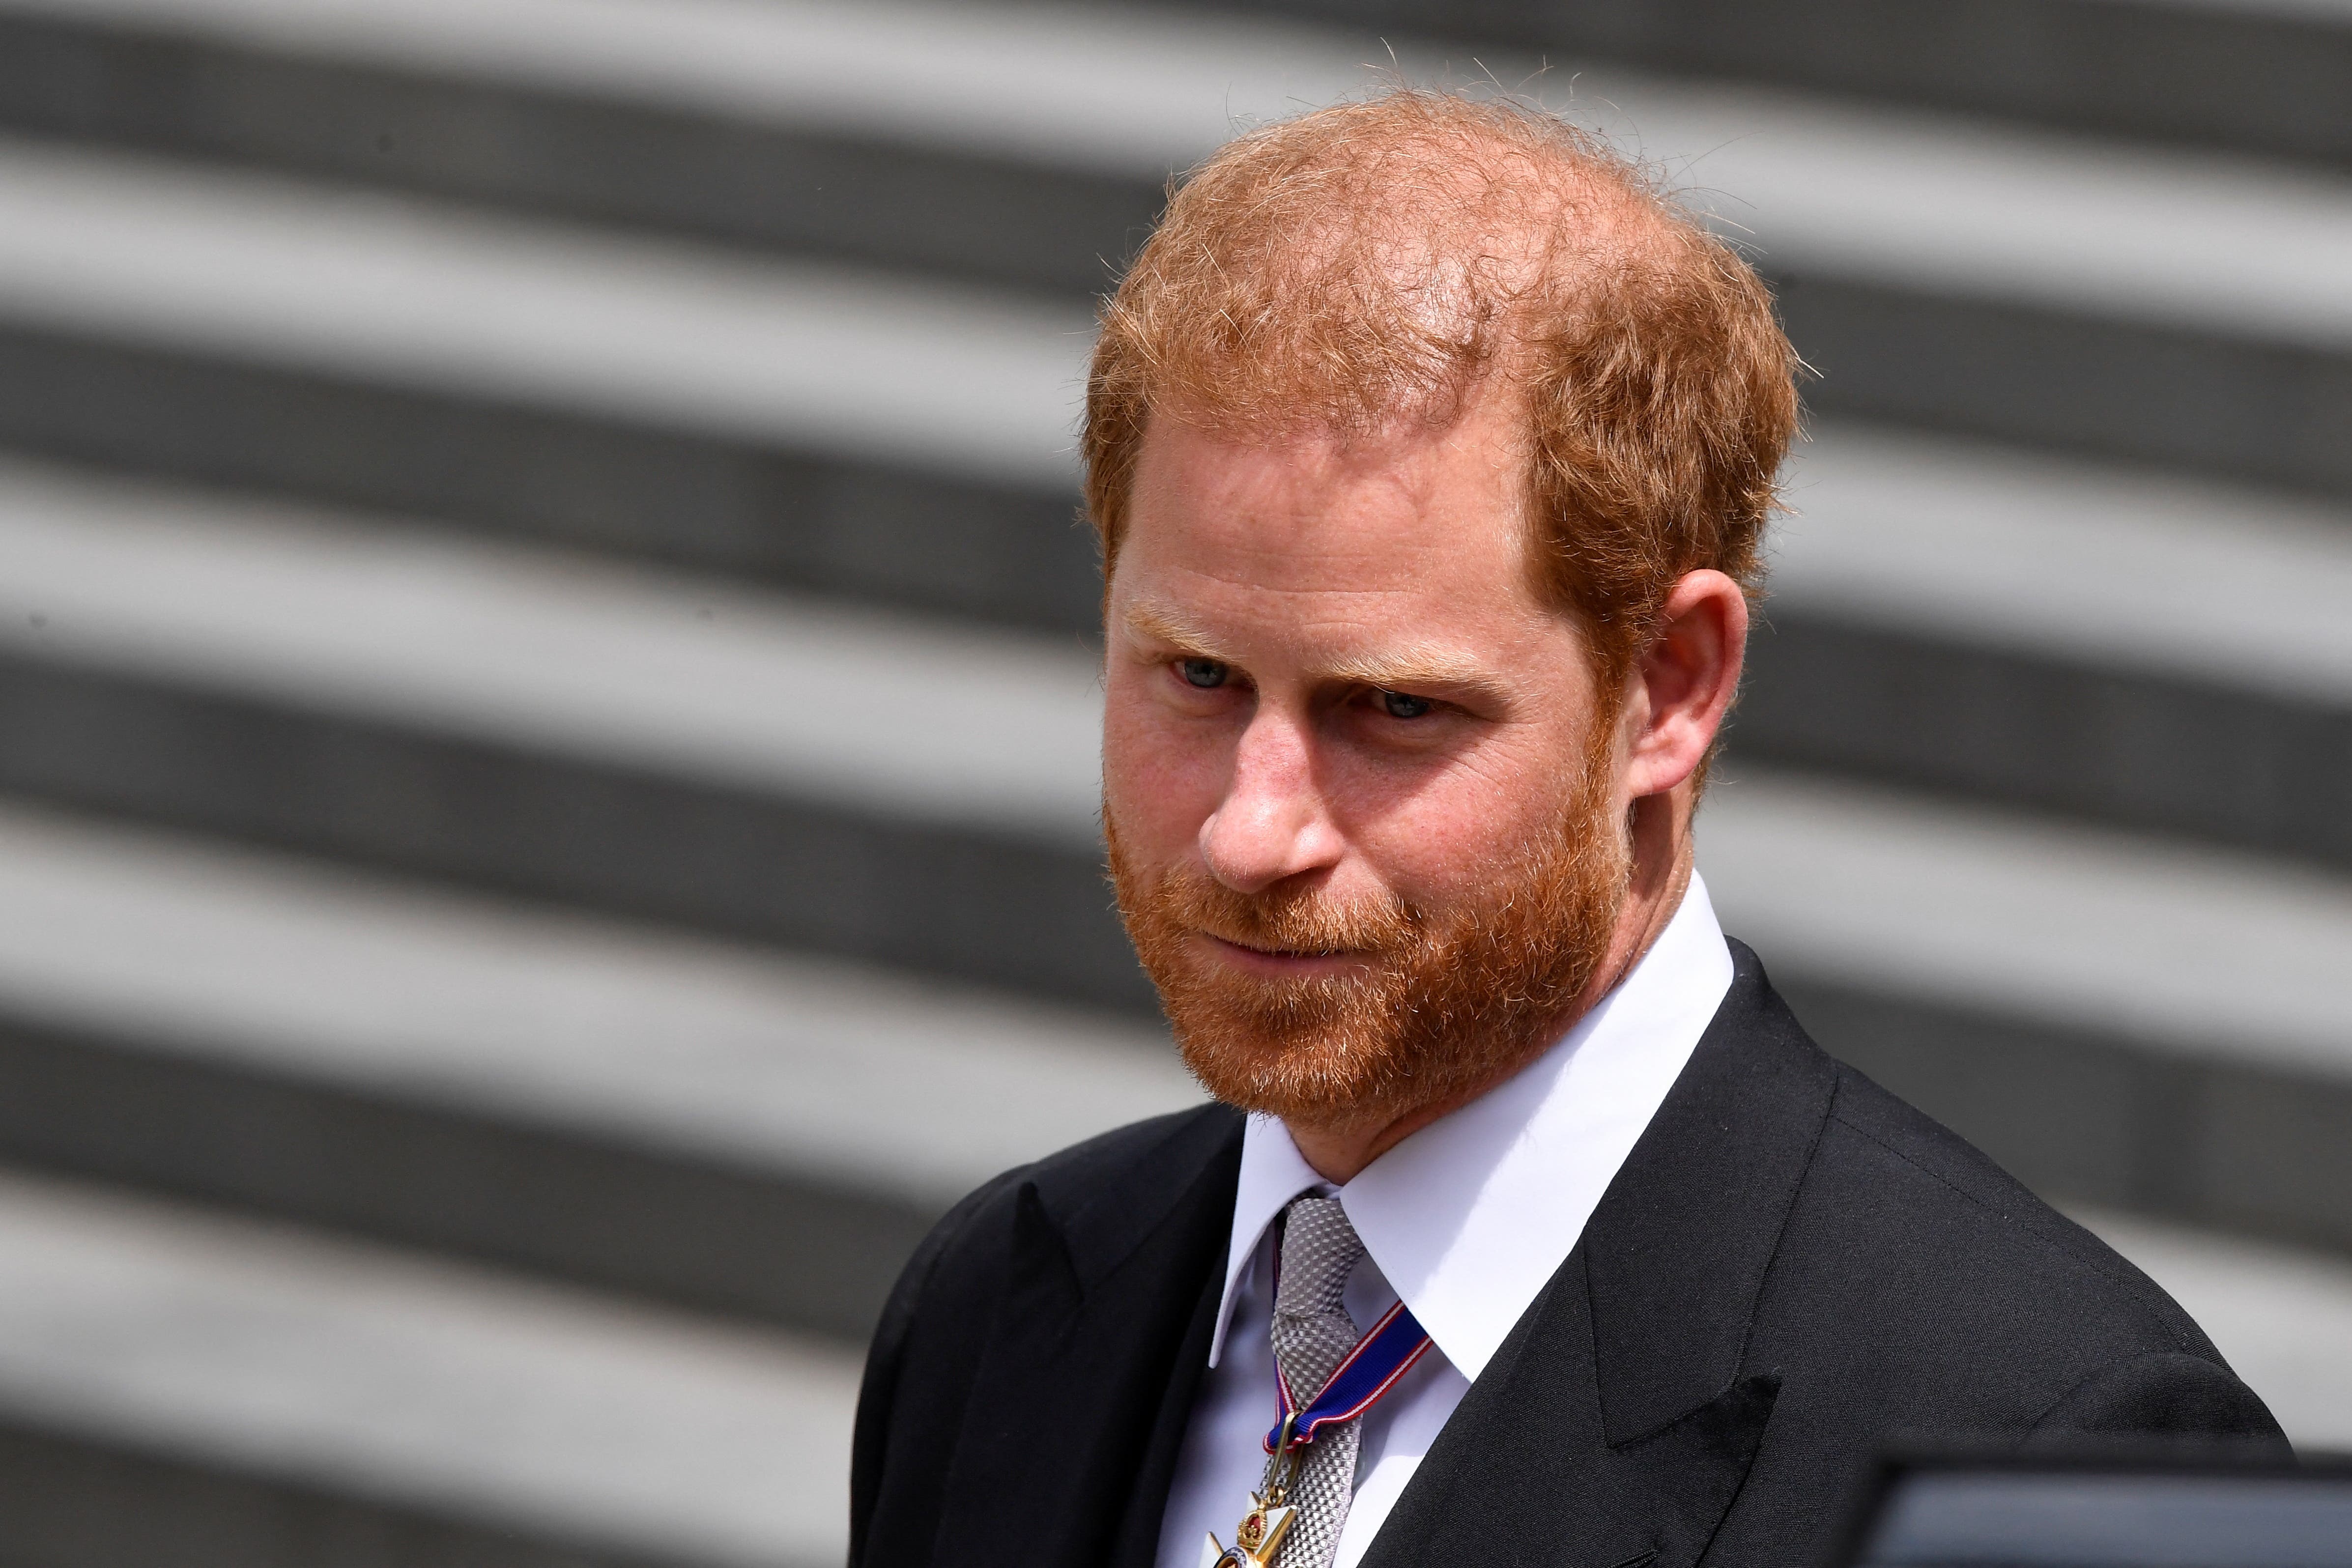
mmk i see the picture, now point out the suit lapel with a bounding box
[932,1105,1244,1568]
[1111,1263,1226,1568]
[1363,943,1836,1567]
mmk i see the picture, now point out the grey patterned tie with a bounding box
[1268,1197,1368,1568]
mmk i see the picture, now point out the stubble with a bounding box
[1105,735,1629,1131]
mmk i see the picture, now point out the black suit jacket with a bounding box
[850,941,2284,1568]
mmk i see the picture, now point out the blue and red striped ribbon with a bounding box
[1263,1298,1434,1453]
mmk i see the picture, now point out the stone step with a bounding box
[0,135,1104,632]
[1749,423,2352,867]
[2,461,2351,1261]
[0,794,1194,1339]
[7,0,2346,197]
[0,453,1150,1013]
[1196,0,2352,169]
[1701,766,2352,1259]
[0,1164,860,1568]
[0,19,2345,496]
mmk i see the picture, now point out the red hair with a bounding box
[1084,88,1801,689]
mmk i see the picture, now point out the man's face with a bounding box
[1101,393,1633,1129]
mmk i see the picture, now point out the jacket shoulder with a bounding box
[1821,1063,2204,1343]
[1713,1054,2283,1568]
[1754,1055,2265,1434]
[1025,1100,1245,1206]
[901,1101,1240,1294]
[867,1100,1240,1375]
[848,1103,1242,1564]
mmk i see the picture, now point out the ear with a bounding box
[1622,570,1748,799]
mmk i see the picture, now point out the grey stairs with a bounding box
[1194,0,2352,166]
[0,4,2347,517]
[0,1165,861,1568]
[1,0,2350,1558]
[0,786,1193,1338]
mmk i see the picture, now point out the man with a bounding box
[848,90,2281,1568]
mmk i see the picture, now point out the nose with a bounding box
[1199,705,1344,895]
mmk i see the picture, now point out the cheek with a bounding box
[1331,728,1588,899]
[1100,677,1228,857]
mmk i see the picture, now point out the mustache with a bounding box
[1154,866,1416,957]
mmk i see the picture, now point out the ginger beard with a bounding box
[1105,728,1630,1131]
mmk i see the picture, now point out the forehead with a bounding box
[1114,397,1550,637]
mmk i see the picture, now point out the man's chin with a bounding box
[1176,1045,1377,1125]
[1165,1002,1404,1120]
[1159,978,1386,1050]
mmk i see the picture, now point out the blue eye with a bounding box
[1179,658,1229,689]
[1380,690,1433,719]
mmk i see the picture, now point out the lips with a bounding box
[1201,933,1374,965]
[1219,936,1334,957]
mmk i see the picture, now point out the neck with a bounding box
[1284,791,1694,1185]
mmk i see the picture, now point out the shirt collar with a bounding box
[1206,1107,1329,1367]
[1205,872,1734,1379]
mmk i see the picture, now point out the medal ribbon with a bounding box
[1262,1298,1434,1453]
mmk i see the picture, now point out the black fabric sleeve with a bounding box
[847,1168,1027,1567]
[2021,1350,2291,1452]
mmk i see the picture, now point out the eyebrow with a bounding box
[1122,598,1509,698]
[1324,646,1497,692]
[1122,599,1234,660]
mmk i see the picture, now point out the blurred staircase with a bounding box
[0,0,2347,1560]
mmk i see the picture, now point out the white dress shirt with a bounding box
[1153,873,1736,1568]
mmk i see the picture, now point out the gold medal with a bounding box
[1201,1418,1305,1568]
[1200,1492,1295,1568]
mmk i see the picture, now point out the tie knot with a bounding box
[1275,1196,1365,1323]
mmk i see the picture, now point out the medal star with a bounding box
[1205,1495,1295,1567]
